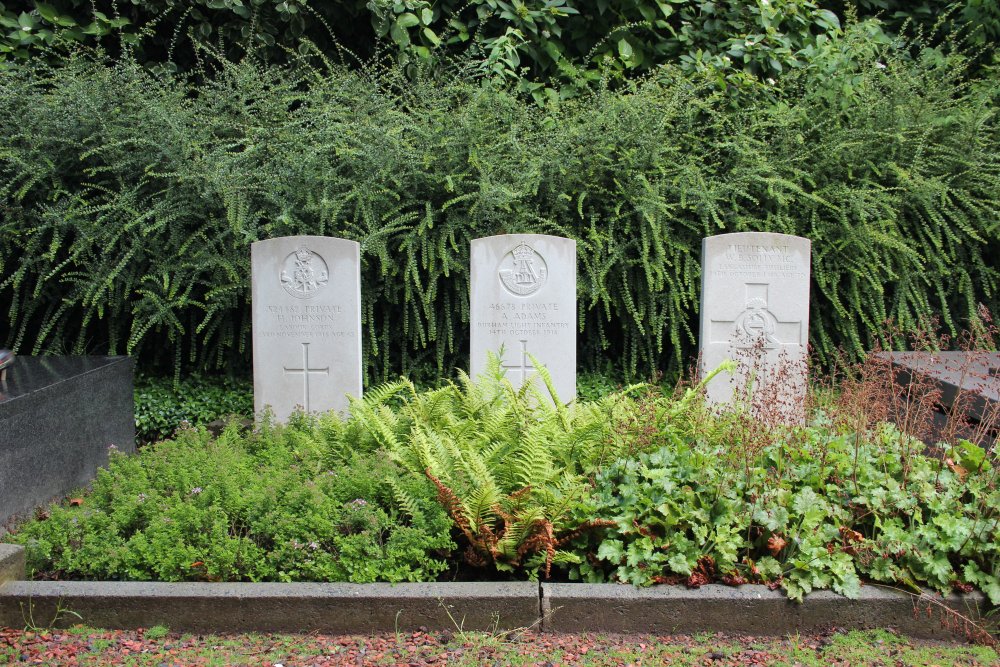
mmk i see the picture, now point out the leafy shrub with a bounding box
[134,375,252,444]
[827,1,1000,48]
[0,1,131,62]
[370,0,847,100]
[130,368,642,447]
[571,329,1000,603]
[0,1,374,69]
[1,24,997,380]
[577,371,628,403]
[11,421,454,582]
[7,355,714,582]
[3,2,995,93]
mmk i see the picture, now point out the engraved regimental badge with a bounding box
[498,242,547,297]
[737,297,780,349]
[280,246,329,299]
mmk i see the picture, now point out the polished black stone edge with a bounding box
[0,356,132,404]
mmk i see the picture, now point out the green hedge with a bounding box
[130,371,632,445]
[1,24,998,379]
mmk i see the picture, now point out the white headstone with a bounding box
[252,236,362,421]
[470,234,576,402]
[699,232,811,421]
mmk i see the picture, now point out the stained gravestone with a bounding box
[699,232,811,421]
[470,234,576,402]
[252,236,362,421]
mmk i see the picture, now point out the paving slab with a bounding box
[876,351,1000,447]
[881,351,1000,423]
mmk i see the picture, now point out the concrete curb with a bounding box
[0,545,992,638]
[0,580,540,634]
[541,583,990,640]
[0,544,25,584]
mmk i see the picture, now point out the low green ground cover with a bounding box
[14,421,453,583]
[9,357,1000,609]
[573,420,997,601]
[133,375,253,444]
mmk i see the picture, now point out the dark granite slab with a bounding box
[882,351,1000,422]
[876,351,999,447]
[1,356,135,530]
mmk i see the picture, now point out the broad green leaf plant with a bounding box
[573,412,1000,603]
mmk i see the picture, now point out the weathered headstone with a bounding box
[470,234,576,402]
[252,236,362,421]
[699,232,811,420]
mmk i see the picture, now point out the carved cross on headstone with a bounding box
[283,342,329,413]
[501,339,537,387]
[708,283,803,349]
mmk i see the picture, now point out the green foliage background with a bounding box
[2,2,997,91]
[1,22,998,379]
[134,375,253,444]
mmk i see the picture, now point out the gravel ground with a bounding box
[2,625,997,666]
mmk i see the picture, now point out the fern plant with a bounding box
[341,353,645,577]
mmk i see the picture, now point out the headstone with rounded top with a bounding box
[252,236,362,421]
[470,234,576,402]
[699,231,811,422]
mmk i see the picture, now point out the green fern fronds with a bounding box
[386,477,425,524]
[342,360,660,576]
